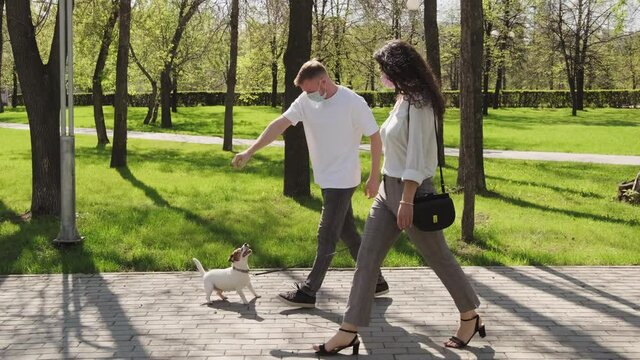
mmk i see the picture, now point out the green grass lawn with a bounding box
[1,127,638,274]
[2,106,639,155]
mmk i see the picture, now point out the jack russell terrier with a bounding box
[193,243,260,304]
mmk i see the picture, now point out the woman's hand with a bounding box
[397,202,414,230]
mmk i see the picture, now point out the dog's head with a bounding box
[228,243,253,263]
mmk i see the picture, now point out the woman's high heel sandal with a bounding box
[445,314,486,349]
[315,328,360,356]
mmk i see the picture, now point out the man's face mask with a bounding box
[307,79,327,102]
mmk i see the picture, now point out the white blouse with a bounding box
[380,97,438,184]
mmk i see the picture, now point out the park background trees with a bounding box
[2,0,639,243]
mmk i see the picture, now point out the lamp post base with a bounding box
[54,135,82,245]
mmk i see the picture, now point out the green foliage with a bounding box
[15,89,639,108]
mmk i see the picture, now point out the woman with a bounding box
[313,40,485,355]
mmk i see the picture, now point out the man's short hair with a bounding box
[294,59,328,86]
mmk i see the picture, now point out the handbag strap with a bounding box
[406,98,446,194]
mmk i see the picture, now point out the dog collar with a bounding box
[233,266,249,274]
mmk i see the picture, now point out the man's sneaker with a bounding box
[375,281,390,297]
[277,285,316,308]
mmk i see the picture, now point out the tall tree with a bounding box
[129,43,158,125]
[283,0,312,198]
[544,0,626,115]
[491,0,523,109]
[0,0,5,113]
[223,0,239,152]
[482,1,494,115]
[459,0,484,242]
[159,0,206,128]
[265,0,287,107]
[11,65,17,108]
[110,0,131,168]
[92,0,119,148]
[423,0,444,165]
[6,0,62,216]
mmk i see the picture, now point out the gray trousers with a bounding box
[344,176,480,326]
[299,187,386,297]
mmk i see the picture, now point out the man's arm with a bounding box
[364,131,382,198]
[232,116,291,169]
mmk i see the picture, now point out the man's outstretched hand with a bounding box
[232,151,252,169]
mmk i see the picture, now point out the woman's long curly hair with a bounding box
[374,40,445,121]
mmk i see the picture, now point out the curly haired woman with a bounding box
[312,40,485,355]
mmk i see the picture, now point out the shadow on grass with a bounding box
[73,145,285,180]
[481,190,640,227]
[0,200,58,276]
[115,166,241,244]
[485,174,607,199]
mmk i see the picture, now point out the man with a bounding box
[232,59,388,308]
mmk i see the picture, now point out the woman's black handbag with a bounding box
[407,101,455,231]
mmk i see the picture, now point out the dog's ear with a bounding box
[228,249,240,262]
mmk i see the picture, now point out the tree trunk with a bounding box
[6,0,62,217]
[392,0,401,39]
[576,64,585,110]
[171,74,178,112]
[458,0,484,242]
[271,59,278,107]
[110,0,131,168]
[0,0,5,113]
[492,64,504,109]
[160,66,172,128]
[283,0,312,198]
[482,22,492,116]
[92,0,118,148]
[129,43,157,125]
[424,0,444,166]
[223,0,239,152]
[11,66,18,108]
[159,0,206,128]
[369,70,375,92]
[424,0,442,83]
[449,57,459,91]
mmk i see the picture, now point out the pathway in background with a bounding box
[2,122,639,166]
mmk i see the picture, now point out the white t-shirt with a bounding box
[282,86,379,189]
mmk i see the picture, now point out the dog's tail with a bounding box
[192,258,206,275]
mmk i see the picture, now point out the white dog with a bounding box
[193,243,260,304]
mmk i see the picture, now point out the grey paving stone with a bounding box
[0,267,638,359]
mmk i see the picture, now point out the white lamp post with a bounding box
[406,0,420,11]
[54,0,82,245]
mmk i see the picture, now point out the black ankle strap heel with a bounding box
[315,328,360,356]
[445,315,486,349]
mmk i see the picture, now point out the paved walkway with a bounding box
[2,122,639,166]
[1,267,639,359]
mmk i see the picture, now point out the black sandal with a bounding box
[315,328,360,356]
[445,315,486,349]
